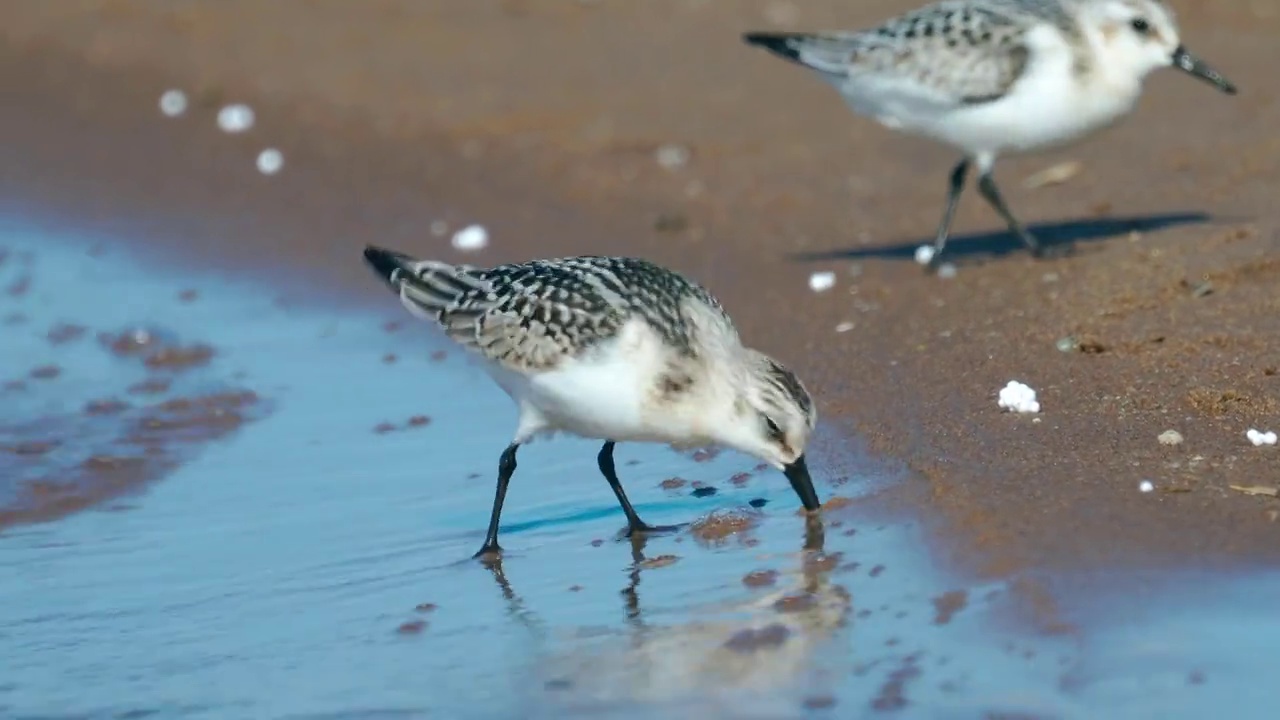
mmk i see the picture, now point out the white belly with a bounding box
[485,320,700,445]
[835,27,1141,158]
[527,353,652,441]
[925,70,1139,156]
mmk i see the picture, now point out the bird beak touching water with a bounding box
[783,455,821,512]
[1171,45,1237,94]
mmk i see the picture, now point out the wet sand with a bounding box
[0,301,268,531]
[3,0,1280,642]
[4,222,1073,718]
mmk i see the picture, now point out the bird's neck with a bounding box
[1074,28,1146,103]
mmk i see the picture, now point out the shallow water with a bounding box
[3,217,1280,719]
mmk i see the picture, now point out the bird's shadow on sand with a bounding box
[788,211,1215,265]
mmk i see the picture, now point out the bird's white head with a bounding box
[709,350,822,511]
[1077,0,1236,94]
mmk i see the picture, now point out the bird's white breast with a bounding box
[494,319,701,445]
[840,25,1145,157]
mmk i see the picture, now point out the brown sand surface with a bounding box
[4,0,1280,587]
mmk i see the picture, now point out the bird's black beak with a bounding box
[1171,45,1236,95]
[783,455,821,512]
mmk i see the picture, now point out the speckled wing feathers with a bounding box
[781,0,1077,106]
[399,257,733,373]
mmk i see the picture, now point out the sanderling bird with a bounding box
[743,0,1237,269]
[362,245,822,558]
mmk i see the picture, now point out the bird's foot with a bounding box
[473,543,503,562]
[623,522,686,539]
[920,245,947,274]
[924,253,958,275]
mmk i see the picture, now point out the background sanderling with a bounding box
[362,245,823,558]
[744,0,1237,269]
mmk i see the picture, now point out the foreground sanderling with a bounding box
[363,246,822,558]
[743,0,1237,269]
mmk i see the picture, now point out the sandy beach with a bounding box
[3,2,1280,712]
[8,0,1279,572]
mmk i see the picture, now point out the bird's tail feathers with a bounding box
[742,31,854,76]
[400,261,489,315]
[363,245,488,320]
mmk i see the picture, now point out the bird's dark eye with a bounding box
[763,416,785,442]
[1130,18,1151,34]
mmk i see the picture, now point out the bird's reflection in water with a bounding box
[476,513,850,711]
[621,533,652,633]
[480,553,548,639]
[477,530,660,638]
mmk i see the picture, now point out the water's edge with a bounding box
[6,192,1280,718]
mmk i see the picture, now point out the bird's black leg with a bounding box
[597,441,682,537]
[976,171,1062,258]
[474,443,520,560]
[926,158,971,270]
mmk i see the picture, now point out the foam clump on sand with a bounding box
[256,148,284,175]
[217,104,255,133]
[451,224,489,252]
[158,89,187,117]
[1246,428,1277,446]
[997,380,1040,414]
[808,271,835,293]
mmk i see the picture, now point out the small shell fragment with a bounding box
[1023,160,1082,190]
[451,225,489,252]
[1246,429,1278,447]
[654,144,690,170]
[808,271,835,293]
[256,148,284,175]
[217,104,255,133]
[159,89,188,117]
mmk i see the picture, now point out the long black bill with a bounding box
[742,32,804,64]
[783,455,822,512]
[363,245,413,287]
[1171,45,1237,95]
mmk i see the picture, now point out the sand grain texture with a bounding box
[2,0,1278,581]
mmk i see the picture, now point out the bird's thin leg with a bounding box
[474,443,520,559]
[975,171,1058,258]
[597,441,682,537]
[926,158,971,269]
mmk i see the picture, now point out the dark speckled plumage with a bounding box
[364,248,733,373]
[745,0,1083,106]
[363,246,825,555]
[742,0,1239,270]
